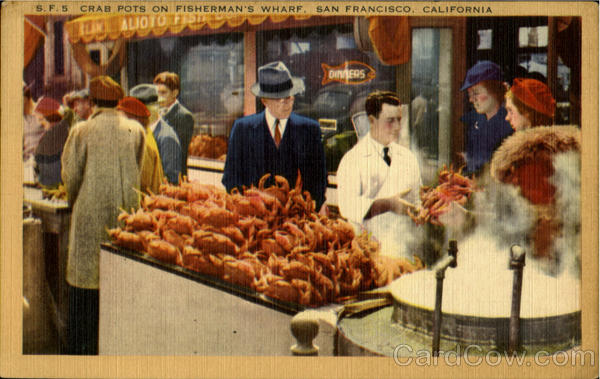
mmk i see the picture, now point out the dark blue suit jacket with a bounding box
[222,111,327,209]
[163,101,194,176]
[153,119,182,184]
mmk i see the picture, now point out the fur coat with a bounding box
[490,125,580,259]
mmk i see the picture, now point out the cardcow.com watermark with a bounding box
[393,344,596,367]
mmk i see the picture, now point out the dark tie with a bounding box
[274,119,281,147]
[383,147,391,166]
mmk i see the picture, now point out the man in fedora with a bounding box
[61,75,146,354]
[222,61,327,211]
[63,88,93,125]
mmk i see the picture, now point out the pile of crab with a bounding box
[408,165,479,226]
[108,173,422,307]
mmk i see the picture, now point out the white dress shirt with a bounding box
[336,133,422,227]
[265,108,288,140]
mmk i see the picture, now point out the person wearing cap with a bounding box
[337,91,421,240]
[33,97,69,188]
[460,61,513,175]
[154,72,194,176]
[491,78,580,262]
[63,88,93,124]
[222,61,327,211]
[117,96,164,194]
[130,84,182,185]
[61,75,146,355]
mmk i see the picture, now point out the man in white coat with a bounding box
[337,91,422,257]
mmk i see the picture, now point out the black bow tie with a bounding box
[383,147,391,166]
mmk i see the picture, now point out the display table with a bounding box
[23,186,71,350]
[99,244,337,355]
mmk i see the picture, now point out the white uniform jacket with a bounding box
[336,134,422,227]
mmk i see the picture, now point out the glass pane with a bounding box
[180,40,244,160]
[180,40,244,122]
[127,34,244,161]
[477,29,492,50]
[518,26,548,47]
[517,52,547,79]
[556,56,571,124]
[259,25,397,173]
[410,28,453,184]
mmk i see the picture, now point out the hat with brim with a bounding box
[89,76,124,102]
[65,89,90,108]
[130,84,159,105]
[461,61,503,91]
[35,96,63,120]
[251,61,304,99]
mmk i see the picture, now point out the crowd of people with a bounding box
[23,71,195,355]
[23,60,580,355]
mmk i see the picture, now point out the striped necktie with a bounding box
[274,119,281,147]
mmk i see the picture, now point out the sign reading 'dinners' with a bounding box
[321,61,376,85]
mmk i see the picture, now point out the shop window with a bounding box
[86,42,109,66]
[127,33,244,161]
[410,28,453,184]
[258,24,397,173]
[89,50,101,66]
[518,26,548,48]
[518,52,548,78]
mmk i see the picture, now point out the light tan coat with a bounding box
[62,108,146,288]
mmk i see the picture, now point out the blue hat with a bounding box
[251,61,304,99]
[130,84,158,104]
[460,61,502,91]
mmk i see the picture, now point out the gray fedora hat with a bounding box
[130,83,158,105]
[251,61,304,99]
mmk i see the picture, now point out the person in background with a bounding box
[337,90,421,229]
[153,72,194,177]
[33,97,69,188]
[222,61,327,211]
[61,76,146,355]
[130,84,182,185]
[460,61,513,176]
[491,78,580,263]
[23,82,46,162]
[63,88,93,126]
[117,96,164,194]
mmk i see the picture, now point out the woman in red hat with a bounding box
[490,78,580,266]
[117,96,164,194]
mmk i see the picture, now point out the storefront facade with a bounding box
[34,14,574,194]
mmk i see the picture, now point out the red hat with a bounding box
[35,96,63,120]
[510,78,556,117]
[117,96,150,118]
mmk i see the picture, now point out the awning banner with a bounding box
[65,14,311,43]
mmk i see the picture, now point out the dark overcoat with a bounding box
[222,111,327,209]
[162,101,194,176]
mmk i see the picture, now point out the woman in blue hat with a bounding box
[460,61,513,175]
